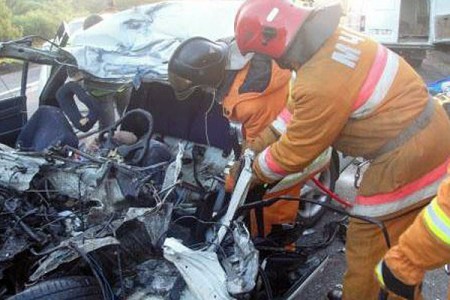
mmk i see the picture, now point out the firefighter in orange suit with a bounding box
[233,0,450,299]
[376,166,450,299]
[168,37,310,238]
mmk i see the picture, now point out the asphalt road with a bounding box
[0,64,43,114]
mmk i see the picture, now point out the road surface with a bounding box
[0,64,43,114]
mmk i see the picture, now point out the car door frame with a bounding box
[0,46,30,146]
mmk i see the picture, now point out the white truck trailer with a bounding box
[343,0,450,66]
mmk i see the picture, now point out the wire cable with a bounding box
[204,90,216,146]
[70,242,115,300]
[258,266,274,300]
[311,177,353,208]
[238,196,391,249]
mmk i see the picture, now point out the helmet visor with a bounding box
[168,71,200,101]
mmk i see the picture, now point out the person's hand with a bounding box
[375,260,421,300]
[246,127,279,154]
[225,160,263,193]
[225,160,242,192]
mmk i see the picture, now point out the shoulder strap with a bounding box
[366,97,435,159]
[238,54,272,94]
[215,70,239,103]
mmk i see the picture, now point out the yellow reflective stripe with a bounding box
[431,199,450,229]
[375,261,385,288]
[423,199,450,246]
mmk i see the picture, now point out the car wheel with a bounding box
[9,276,102,300]
[297,151,339,227]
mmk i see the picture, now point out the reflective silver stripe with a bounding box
[352,49,399,119]
[257,148,284,181]
[271,108,292,135]
[271,117,287,134]
[423,199,450,246]
[365,97,435,159]
[351,174,445,217]
[267,148,332,193]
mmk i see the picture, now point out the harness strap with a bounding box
[366,97,435,159]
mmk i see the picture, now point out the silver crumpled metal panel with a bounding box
[66,1,243,85]
[0,147,125,211]
[125,202,173,248]
[222,222,259,296]
[45,162,124,211]
[163,238,233,300]
[30,236,120,281]
[0,147,49,192]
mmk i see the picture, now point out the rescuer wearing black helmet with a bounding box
[168,37,228,101]
[168,36,326,242]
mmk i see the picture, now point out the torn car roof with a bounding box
[65,1,242,84]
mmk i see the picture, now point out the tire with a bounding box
[9,276,102,300]
[297,150,339,227]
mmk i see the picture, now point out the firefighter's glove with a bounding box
[225,160,241,192]
[246,126,279,155]
[225,160,263,193]
[375,260,421,300]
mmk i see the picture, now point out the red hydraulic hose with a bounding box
[311,177,354,208]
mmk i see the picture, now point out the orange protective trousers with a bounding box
[343,205,427,300]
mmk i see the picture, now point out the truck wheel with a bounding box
[9,276,102,300]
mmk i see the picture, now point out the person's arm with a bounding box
[376,168,450,298]
[56,81,99,132]
[253,80,353,182]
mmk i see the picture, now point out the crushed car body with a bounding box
[0,1,347,299]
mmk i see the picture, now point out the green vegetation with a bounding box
[0,0,161,41]
[0,0,22,40]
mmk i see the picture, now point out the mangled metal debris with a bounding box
[222,222,259,296]
[0,127,266,299]
[0,145,49,192]
[163,238,232,300]
[30,236,120,281]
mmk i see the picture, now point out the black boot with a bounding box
[327,284,343,300]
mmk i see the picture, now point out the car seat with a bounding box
[16,106,78,152]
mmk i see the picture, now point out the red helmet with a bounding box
[235,0,312,59]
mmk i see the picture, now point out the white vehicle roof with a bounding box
[65,1,243,85]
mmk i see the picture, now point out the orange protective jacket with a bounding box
[221,55,291,140]
[252,27,450,218]
[221,55,300,236]
[380,166,450,288]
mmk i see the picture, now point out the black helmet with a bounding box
[168,37,229,100]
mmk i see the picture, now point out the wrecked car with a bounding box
[0,1,347,299]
